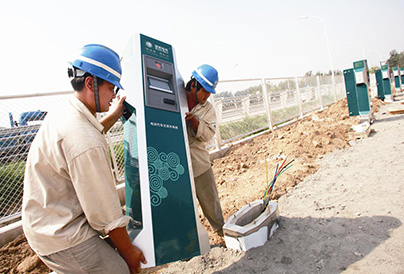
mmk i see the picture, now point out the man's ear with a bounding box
[84,76,93,91]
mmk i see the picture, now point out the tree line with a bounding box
[369,49,404,73]
[216,48,402,97]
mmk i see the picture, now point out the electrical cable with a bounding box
[261,157,294,210]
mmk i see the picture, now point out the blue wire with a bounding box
[273,164,279,185]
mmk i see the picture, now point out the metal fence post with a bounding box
[211,98,222,150]
[317,75,324,110]
[214,99,223,125]
[332,75,337,102]
[261,78,273,130]
[295,76,304,118]
[241,96,250,116]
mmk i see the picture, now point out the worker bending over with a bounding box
[185,64,225,236]
[22,44,146,274]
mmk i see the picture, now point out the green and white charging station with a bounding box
[401,67,404,88]
[392,66,402,92]
[343,68,360,116]
[375,69,385,100]
[119,33,210,268]
[353,60,372,121]
[381,64,393,101]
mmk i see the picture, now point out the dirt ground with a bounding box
[4,95,404,273]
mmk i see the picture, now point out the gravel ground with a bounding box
[2,97,404,274]
[154,98,404,274]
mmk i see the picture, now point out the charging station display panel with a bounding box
[354,60,364,70]
[143,55,179,112]
[148,76,173,94]
[353,60,369,86]
[381,65,389,79]
[393,67,399,76]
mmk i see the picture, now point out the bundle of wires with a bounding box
[262,157,294,210]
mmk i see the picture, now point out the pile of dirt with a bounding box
[204,98,379,246]
[0,97,384,273]
[0,234,49,273]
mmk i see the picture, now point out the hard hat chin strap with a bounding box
[194,81,200,104]
[93,76,101,113]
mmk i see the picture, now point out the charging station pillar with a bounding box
[353,60,371,119]
[344,68,359,116]
[120,33,210,268]
[401,68,404,89]
[381,64,393,101]
[393,66,402,92]
[375,69,385,100]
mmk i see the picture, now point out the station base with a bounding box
[223,200,279,251]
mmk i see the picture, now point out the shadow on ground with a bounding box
[373,114,404,123]
[212,215,401,274]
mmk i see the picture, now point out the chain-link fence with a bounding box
[105,120,125,184]
[0,92,71,225]
[0,74,345,226]
[213,75,346,145]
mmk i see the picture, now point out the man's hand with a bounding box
[119,244,147,274]
[109,95,127,121]
[109,227,147,274]
[185,112,199,132]
[100,96,126,133]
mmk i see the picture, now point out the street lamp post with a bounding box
[299,15,337,102]
[368,49,383,67]
[348,41,366,60]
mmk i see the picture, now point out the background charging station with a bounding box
[343,60,372,122]
[353,60,371,118]
[375,69,385,100]
[392,66,402,92]
[343,68,359,116]
[120,33,210,267]
[381,64,393,101]
[401,68,404,88]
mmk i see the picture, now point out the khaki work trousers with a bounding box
[194,167,225,233]
[39,235,130,274]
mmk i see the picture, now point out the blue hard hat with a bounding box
[192,64,218,94]
[70,44,123,90]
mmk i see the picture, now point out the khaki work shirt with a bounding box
[187,101,216,177]
[22,95,130,255]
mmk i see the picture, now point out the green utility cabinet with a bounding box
[401,68,404,87]
[353,60,371,116]
[344,68,359,116]
[375,69,385,100]
[392,66,401,92]
[381,64,392,96]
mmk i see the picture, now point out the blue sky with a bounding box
[0,0,403,95]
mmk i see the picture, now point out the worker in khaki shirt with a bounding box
[22,44,146,274]
[185,64,225,236]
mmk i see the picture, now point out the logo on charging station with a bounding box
[144,39,170,61]
[154,45,168,54]
[146,41,153,48]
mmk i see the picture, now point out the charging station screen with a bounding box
[354,61,363,69]
[148,76,173,94]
